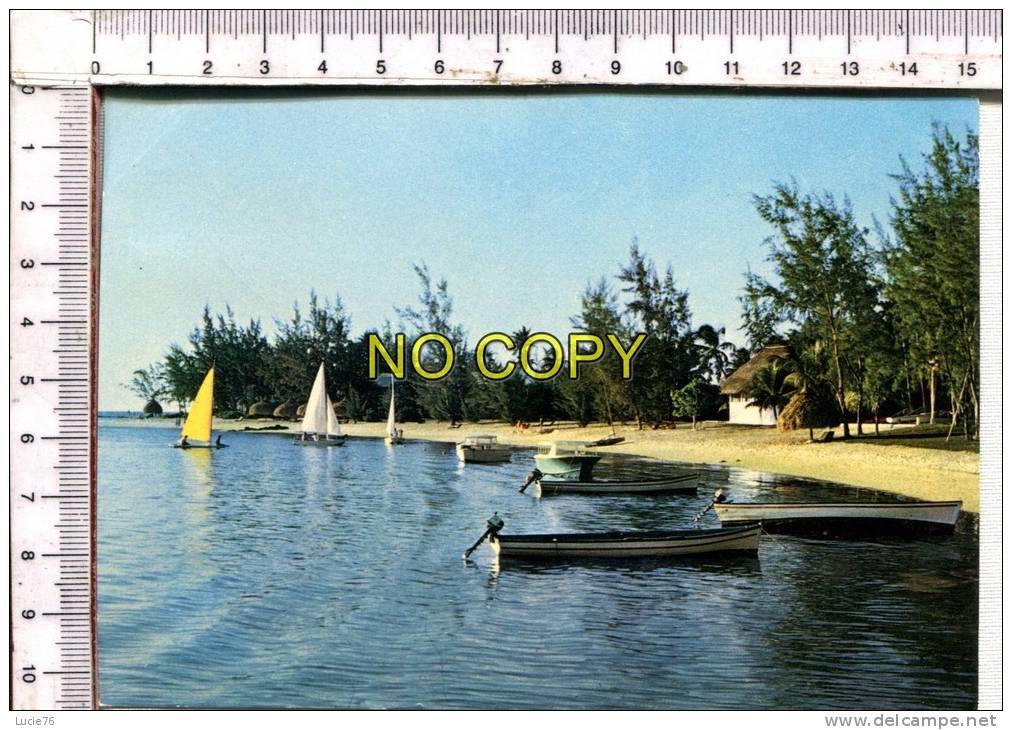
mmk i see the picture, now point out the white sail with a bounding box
[326,395,342,438]
[301,363,329,435]
[386,383,397,438]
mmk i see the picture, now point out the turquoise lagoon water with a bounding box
[98,423,977,709]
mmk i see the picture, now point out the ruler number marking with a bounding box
[782,60,801,76]
[841,61,860,76]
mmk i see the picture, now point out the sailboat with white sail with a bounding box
[174,367,226,449]
[384,380,405,445]
[294,363,346,446]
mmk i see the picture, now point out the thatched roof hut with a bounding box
[295,400,347,420]
[248,401,277,418]
[720,344,792,426]
[142,398,163,416]
[777,390,839,433]
[273,401,298,419]
[720,344,792,395]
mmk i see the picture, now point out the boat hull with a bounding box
[534,454,602,478]
[456,445,511,463]
[537,473,698,495]
[385,436,406,445]
[713,501,962,536]
[491,525,760,560]
[293,436,347,447]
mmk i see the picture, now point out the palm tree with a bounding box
[695,324,737,383]
[779,343,839,441]
[744,359,796,421]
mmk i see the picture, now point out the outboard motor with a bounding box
[519,468,543,494]
[463,512,506,559]
[694,488,729,523]
[486,513,504,535]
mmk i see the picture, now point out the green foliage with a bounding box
[883,125,979,437]
[750,183,877,437]
[124,362,168,405]
[670,378,721,427]
[744,359,796,419]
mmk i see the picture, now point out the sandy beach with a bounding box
[118,416,980,512]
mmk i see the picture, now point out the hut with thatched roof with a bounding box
[248,401,277,419]
[272,401,298,420]
[719,343,792,426]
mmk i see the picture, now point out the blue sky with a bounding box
[99,90,976,409]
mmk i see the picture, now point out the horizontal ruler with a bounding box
[9,84,97,710]
[11,9,1002,89]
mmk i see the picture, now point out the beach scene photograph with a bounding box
[97,90,980,709]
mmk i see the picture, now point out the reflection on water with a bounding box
[98,425,977,709]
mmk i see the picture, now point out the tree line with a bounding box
[128,125,979,440]
[738,125,979,440]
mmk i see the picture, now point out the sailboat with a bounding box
[384,380,405,445]
[294,363,346,447]
[174,367,226,449]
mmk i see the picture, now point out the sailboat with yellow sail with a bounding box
[294,363,347,447]
[174,367,227,449]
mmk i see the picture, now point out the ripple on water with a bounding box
[98,426,977,709]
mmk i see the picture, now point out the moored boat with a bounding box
[533,472,699,496]
[456,435,511,463]
[534,441,602,480]
[491,524,760,560]
[713,500,962,535]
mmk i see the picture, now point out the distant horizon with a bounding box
[98,90,977,410]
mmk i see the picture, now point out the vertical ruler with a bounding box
[9,84,97,710]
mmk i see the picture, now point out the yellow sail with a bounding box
[181,367,214,443]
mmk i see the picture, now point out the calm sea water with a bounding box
[98,423,978,709]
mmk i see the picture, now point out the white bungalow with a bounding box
[720,344,791,426]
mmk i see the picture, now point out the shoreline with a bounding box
[105,416,980,512]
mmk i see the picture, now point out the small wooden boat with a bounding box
[586,435,625,448]
[534,441,602,479]
[534,472,698,496]
[456,435,511,463]
[491,524,760,560]
[713,500,962,535]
